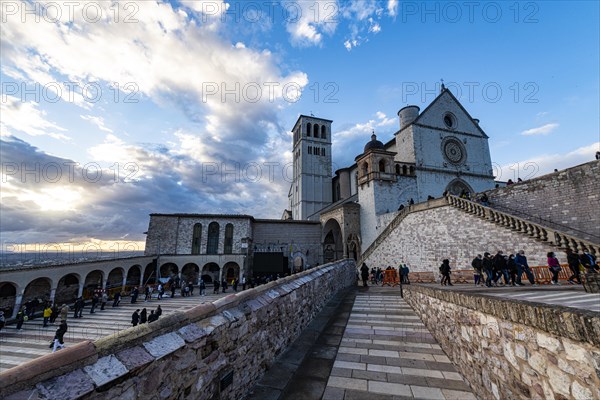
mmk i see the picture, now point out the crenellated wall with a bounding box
[486,160,600,241]
[405,285,600,400]
[0,260,356,400]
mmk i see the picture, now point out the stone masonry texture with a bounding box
[0,260,356,399]
[485,160,600,241]
[364,203,560,272]
[404,285,600,400]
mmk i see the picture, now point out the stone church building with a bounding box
[145,87,496,281]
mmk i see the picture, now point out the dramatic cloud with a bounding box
[81,115,113,133]
[0,95,69,140]
[521,123,559,136]
[284,0,339,47]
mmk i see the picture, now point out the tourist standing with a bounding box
[440,259,452,286]
[140,308,147,324]
[131,287,139,303]
[43,304,52,327]
[52,320,68,352]
[483,253,494,287]
[471,255,484,286]
[566,249,582,284]
[50,304,59,323]
[155,305,162,318]
[199,279,206,296]
[131,310,140,327]
[60,304,69,321]
[101,292,108,310]
[90,294,99,313]
[515,250,535,285]
[213,280,220,294]
[112,292,121,307]
[242,276,247,291]
[360,263,369,287]
[547,252,562,285]
[145,286,152,301]
[16,307,25,330]
[221,279,228,293]
[507,254,518,286]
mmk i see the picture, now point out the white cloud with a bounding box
[81,115,113,133]
[387,0,399,17]
[521,123,559,136]
[495,142,599,182]
[284,0,339,47]
[0,95,69,140]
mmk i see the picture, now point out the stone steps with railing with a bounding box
[359,196,599,267]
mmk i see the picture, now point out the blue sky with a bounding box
[1,0,598,252]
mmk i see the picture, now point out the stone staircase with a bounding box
[359,196,599,266]
[0,290,231,372]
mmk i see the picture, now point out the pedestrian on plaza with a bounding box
[131,309,140,327]
[140,308,147,324]
[213,280,220,294]
[73,297,83,318]
[402,264,410,284]
[60,304,69,321]
[483,252,494,287]
[221,279,228,293]
[148,310,158,323]
[112,292,121,307]
[233,278,238,292]
[566,248,582,284]
[0,311,5,331]
[16,307,25,330]
[547,252,562,285]
[43,304,52,327]
[360,263,369,287]
[492,251,508,286]
[51,320,68,352]
[440,259,453,286]
[90,294,99,313]
[580,250,599,273]
[242,276,247,291]
[471,254,484,286]
[507,254,518,286]
[157,284,164,300]
[155,305,162,318]
[50,304,59,323]
[515,250,535,285]
[170,282,176,298]
[101,292,108,310]
[199,279,206,296]
[131,287,139,304]
[144,285,152,301]
[188,282,194,296]
[183,284,190,297]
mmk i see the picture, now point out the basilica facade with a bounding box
[287,87,496,259]
[144,87,496,279]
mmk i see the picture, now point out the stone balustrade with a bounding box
[0,259,356,400]
[447,195,600,256]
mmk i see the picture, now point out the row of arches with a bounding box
[361,160,416,177]
[0,261,242,318]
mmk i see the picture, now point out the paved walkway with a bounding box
[250,286,475,399]
[0,290,232,372]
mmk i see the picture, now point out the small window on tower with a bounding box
[308,146,312,154]
[307,123,312,137]
[322,148,326,156]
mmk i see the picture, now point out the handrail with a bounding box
[488,202,600,241]
[446,195,600,256]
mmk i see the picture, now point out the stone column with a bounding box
[77,282,84,298]
[122,275,127,290]
[139,273,143,287]
[102,279,108,290]
[218,267,223,284]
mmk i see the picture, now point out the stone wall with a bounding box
[485,160,600,241]
[364,202,558,272]
[0,260,356,400]
[404,286,600,400]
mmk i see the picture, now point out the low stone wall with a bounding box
[404,286,600,400]
[0,260,356,399]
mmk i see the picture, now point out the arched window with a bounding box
[224,223,234,254]
[402,165,408,175]
[321,148,325,156]
[306,123,311,137]
[207,222,220,254]
[363,162,369,177]
[409,166,415,175]
[192,223,202,255]
[321,125,327,139]
[379,160,386,172]
[395,164,401,175]
[314,124,319,137]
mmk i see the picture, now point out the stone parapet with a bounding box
[0,259,356,399]
[404,285,600,400]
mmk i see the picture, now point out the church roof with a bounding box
[363,133,385,152]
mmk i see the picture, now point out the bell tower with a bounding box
[289,115,333,220]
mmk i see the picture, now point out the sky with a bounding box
[1,0,599,255]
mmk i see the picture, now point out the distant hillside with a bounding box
[0,251,146,268]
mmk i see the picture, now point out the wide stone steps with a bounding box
[0,291,232,372]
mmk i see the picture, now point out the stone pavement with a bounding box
[0,288,232,372]
[425,283,600,313]
[250,286,476,400]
